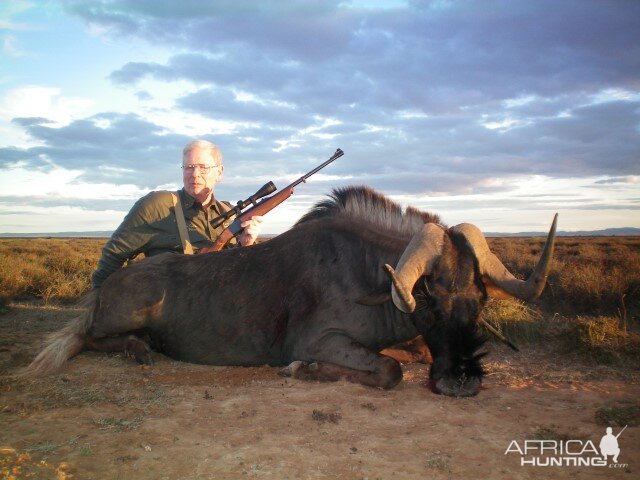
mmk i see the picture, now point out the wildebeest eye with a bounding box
[414,277,433,299]
[413,278,435,309]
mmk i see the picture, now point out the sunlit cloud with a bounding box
[0,86,93,129]
[273,117,342,152]
[0,165,146,200]
[0,0,638,234]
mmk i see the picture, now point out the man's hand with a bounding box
[239,215,264,246]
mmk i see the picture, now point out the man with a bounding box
[91,139,263,288]
[599,427,621,463]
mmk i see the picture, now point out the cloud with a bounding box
[0,21,35,31]
[0,194,138,212]
[67,1,351,61]
[595,176,640,185]
[175,87,309,129]
[135,90,153,101]
[1,113,188,187]
[0,86,93,127]
[3,92,638,199]
[85,1,640,185]
[2,34,27,57]
[80,1,640,104]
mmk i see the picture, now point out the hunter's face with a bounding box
[182,147,223,202]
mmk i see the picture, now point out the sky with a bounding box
[0,0,639,234]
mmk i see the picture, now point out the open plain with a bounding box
[1,236,639,479]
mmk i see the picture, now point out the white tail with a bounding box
[21,290,98,376]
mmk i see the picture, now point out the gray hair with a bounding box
[182,140,223,166]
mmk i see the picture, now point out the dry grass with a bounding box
[311,409,342,424]
[481,298,543,345]
[424,452,451,472]
[594,402,640,427]
[558,315,640,364]
[0,238,103,303]
[529,424,574,442]
[92,415,143,431]
[0,448,76,479]
[481,237,640,367]
[488,236,640,318]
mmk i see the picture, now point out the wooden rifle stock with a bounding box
[203,148,344,253]
[208,186,295,251]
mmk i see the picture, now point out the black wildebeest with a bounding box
[26,186,557,397]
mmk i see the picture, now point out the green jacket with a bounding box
[91,188,237,288]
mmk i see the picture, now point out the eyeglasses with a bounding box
[182,164,220,173]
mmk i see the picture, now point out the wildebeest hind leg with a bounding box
[88,283,165,346]
[281,334,403,389]
[85,334,153,365]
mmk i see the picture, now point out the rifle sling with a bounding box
[171,192,194,255]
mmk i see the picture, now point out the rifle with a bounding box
[615,425,628,439]
[202,148,344,252]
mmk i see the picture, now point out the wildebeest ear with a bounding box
[482,277,515,300]
[355,293,392,305]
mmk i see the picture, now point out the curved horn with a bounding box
[384,223,446,313]
[452,214,558,301]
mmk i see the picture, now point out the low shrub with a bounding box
[558,315,640,364]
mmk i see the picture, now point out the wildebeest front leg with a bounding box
[280,334,403,389]
[85,334,153,365]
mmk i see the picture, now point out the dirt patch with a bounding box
[1,302,638,479]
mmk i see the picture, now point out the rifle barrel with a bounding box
[290,149,344,189]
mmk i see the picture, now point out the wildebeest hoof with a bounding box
[435,376,481,397]
[124,336,154,366]
[278,360,307,377]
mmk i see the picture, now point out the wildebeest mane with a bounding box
[296,186,442,236]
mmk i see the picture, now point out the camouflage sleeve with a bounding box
[90,193,164,288]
